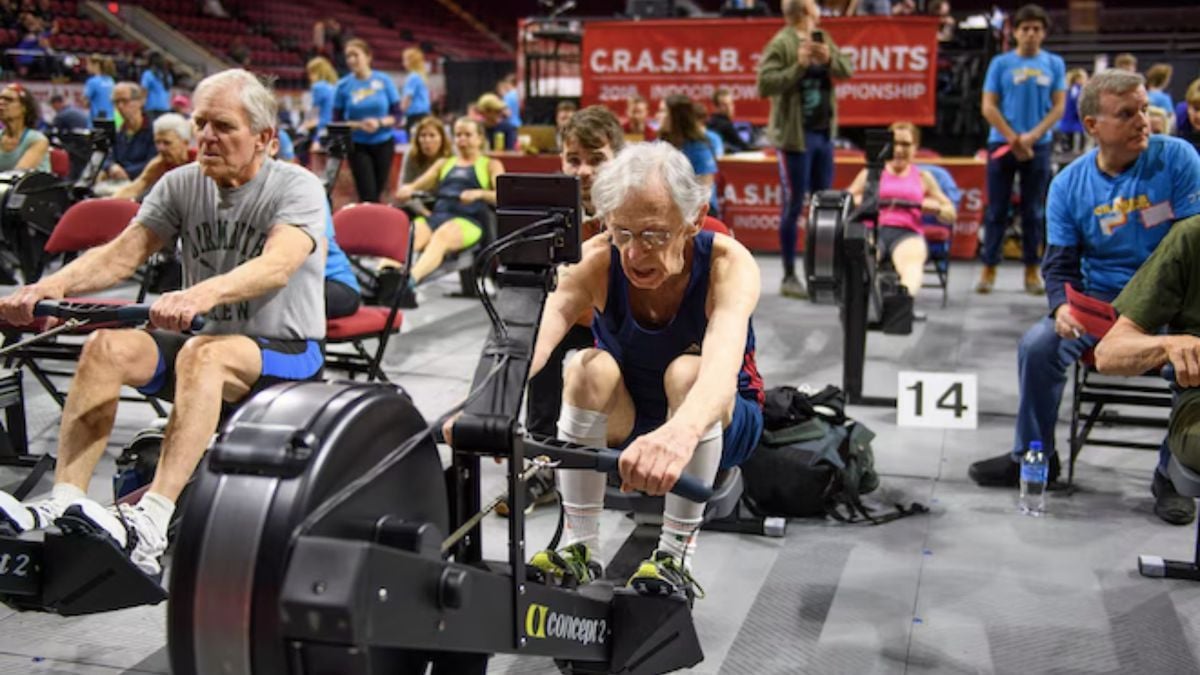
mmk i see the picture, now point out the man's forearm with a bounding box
[40,243,141,296]
[1030,103,1066,140]
[1096,332,1168,376]
[981,104,1017,142]
[187,251,295,309]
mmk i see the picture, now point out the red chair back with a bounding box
[702,216,731,237]
[333,203,412,263]
[1066,284,1118,338]
[45,198,140,254]
[49,148,69,178]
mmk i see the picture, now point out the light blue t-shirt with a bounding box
[503,88,521,127]
[83,74,114,122]
[277,129,296,161]
[705,128,724,158]
[1047,135,1200,298]
[681,138,719,213]
[402,72,430,117]
[310,80,335,135]
[324,213,359,292]
[1149,90,1175,117]
[983,49,1066,146]
[335,71,401,145]
[0,129,50,172]
[140,69,170,112]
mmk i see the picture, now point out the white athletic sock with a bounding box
[50,482,87,506]
[660,422,723,567]
[556,404,608,555]
[138,491,176,536]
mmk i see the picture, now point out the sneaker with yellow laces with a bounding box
[628,550,705,606]
[528,542,602,589]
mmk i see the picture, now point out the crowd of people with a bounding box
[0,0,1194,616]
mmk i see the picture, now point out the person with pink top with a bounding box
[845,121,957,298]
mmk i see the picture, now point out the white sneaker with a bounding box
[56,500,168,577]
[0,490,69,534]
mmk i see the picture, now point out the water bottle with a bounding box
[1019,440,1048,516]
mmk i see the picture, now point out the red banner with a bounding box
[582,16,938,127]
[720,156,984,259]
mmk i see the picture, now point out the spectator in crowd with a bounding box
[846,121,956,299]
[708,88,750,153]
[140,52,173,118]
[100,81,155,181]
[1113,52,1137,73]
[82,54,115,123]
[554,99,577,152]
[313,18,347,73]
[334,38,401,203]
[228,36,251,68]
[853,0,890,16]
[397,115,450,219]
[660,94,720,218]
[930,0,956,43]
[1177,79,1200,154]
[1146,63,1174,129]
[623,94,656,140]
[13,12,50,78]
[476,92,517,151]
[756,0,853,299]
[1149,106,1169,135]
[498,72,521,127]
[976,3,1065,295]
[1058,68,1087,153]
[113,112,193,200]
[170,94,190,117]
[0,84,49,172]
[400,47,431,133]
[891,0,915,15]
[968,70,1200,526]
[49,94,89,133]
[301,56,337,149]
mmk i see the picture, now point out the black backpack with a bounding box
[741,386,927,524]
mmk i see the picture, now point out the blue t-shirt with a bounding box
[681,138,719,213]
[1047,135,1200,299]
[401,72,430,117]
[1058,82,1083,134]
[83,74,114,122]
[140,69,170,112]
[705,128,724,158]
[310,80,335,136]
[324,213,360,292]
[1149,90,1174,117]
[503,88,521,127]
[336,71,401,145]
[983,50,1066,146]
[277,129,296,161]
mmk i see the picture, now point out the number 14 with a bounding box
[906,381,969,418]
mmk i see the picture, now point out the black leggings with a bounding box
[326,279,362,319]
[348,140,395,203]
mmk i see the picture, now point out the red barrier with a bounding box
[581,16,939,126]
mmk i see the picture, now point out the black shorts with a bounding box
[876,226,924,262]
[135,331,325,403]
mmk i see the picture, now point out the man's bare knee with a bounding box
[79,329,157,384]
[663,355,702,410]
[563,348,623,410]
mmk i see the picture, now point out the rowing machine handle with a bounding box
[879,198,924,211]
[34,301,206,332]
[593,448,713,503]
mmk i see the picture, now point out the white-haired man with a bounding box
[0,69,328,576]
[528,142,765,598]
[113,112,194,200]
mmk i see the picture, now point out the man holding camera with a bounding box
[756,0,853,299]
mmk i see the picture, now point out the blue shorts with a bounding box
[619,392,764,470]
[136,331,324,403]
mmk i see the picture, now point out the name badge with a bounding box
[1141,201,1174,228]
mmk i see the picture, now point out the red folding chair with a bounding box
[326,203,413,382]
[48,148,69,179]
[1066,284,1172,485]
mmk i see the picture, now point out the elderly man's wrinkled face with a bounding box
[606,179,702,289]
[192,86,270,185]
[154,129,190,166]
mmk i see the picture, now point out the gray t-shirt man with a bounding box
[135,158,327,340]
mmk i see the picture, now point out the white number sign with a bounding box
[897,371,978,429]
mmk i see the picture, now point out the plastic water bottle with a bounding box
[1019,441,1048,516]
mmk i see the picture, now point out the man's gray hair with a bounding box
[590,142,710,223]
[115,81,143,101]
[152,112,192,141]
[193,68,277,134]
[1078,69,1145,120]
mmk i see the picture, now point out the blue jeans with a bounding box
[981,142,1052,266]
[776,130,833,275]
[1014,316,1169,474]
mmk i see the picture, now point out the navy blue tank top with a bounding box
[592,230,764,423]
[430,161,488,228]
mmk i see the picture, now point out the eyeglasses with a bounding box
[610,227,676,249]
[112,98,132,104]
